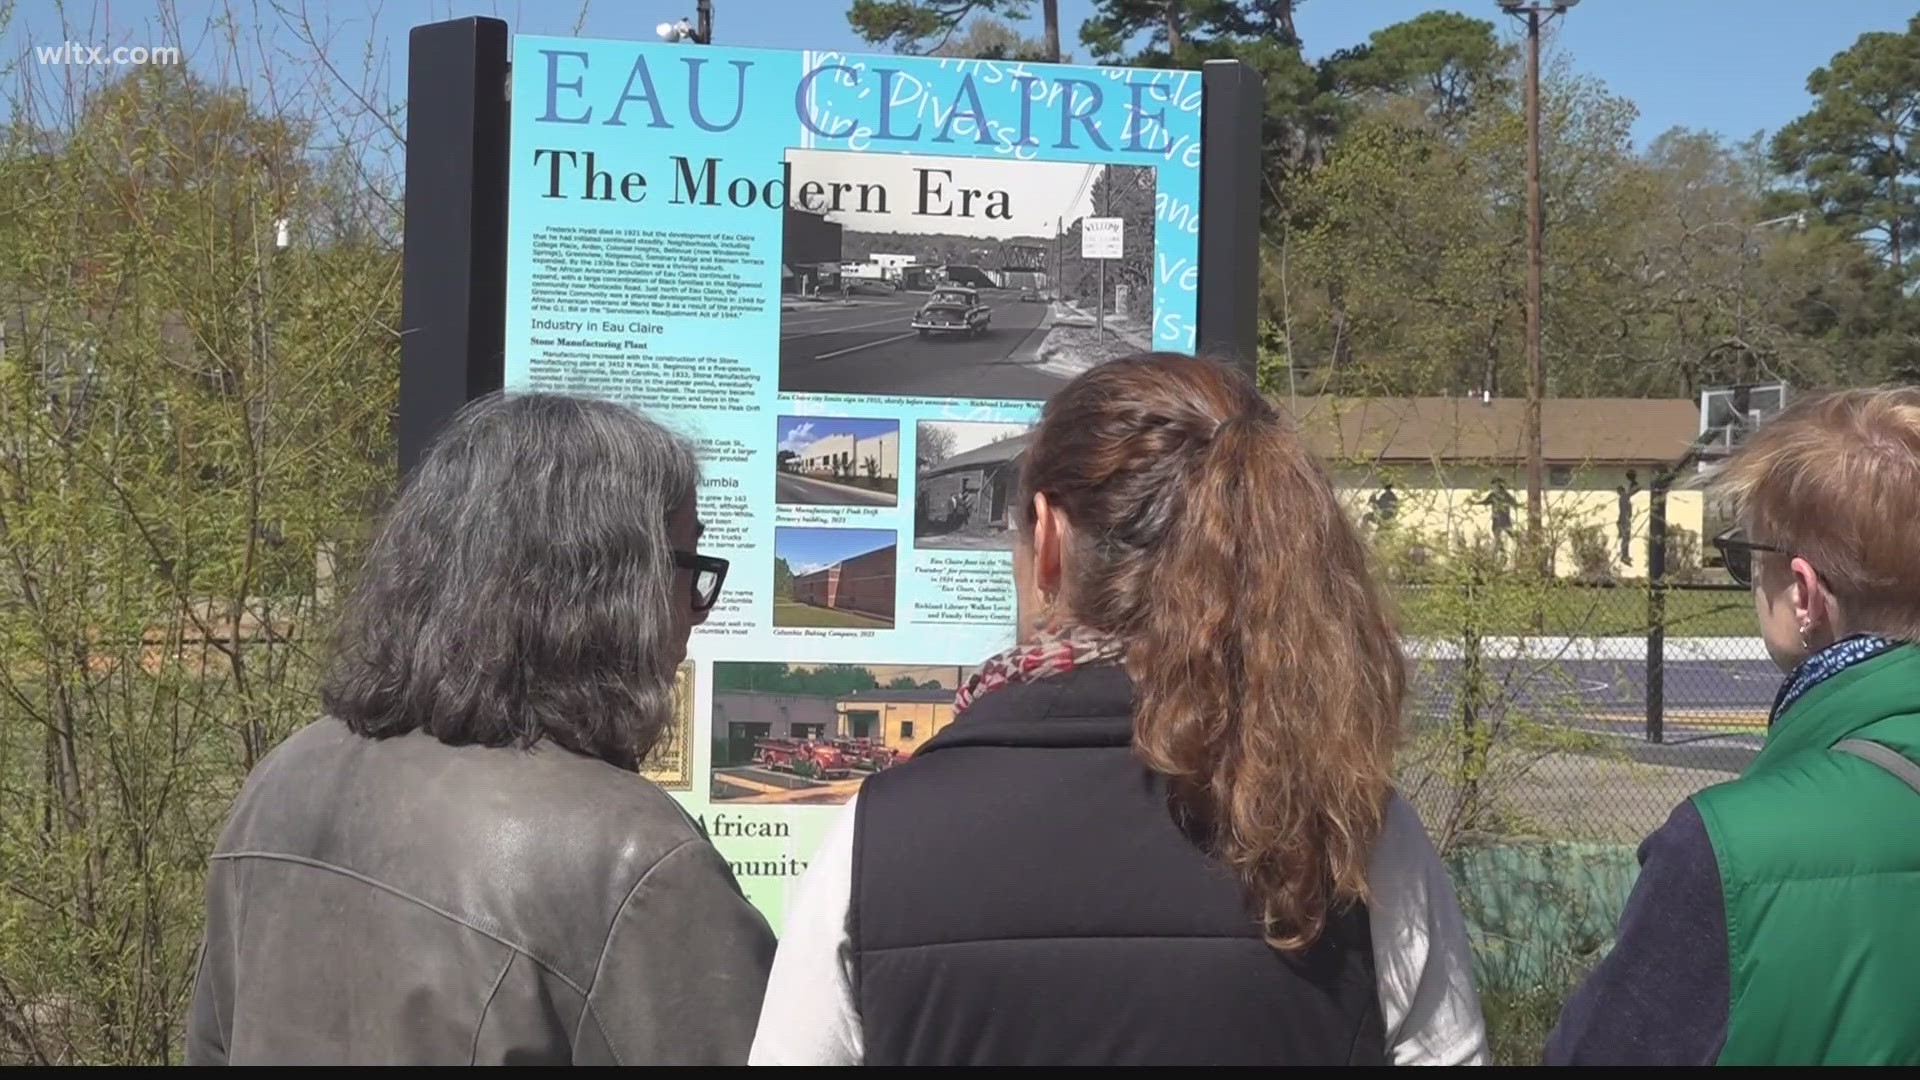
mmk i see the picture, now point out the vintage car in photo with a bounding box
[912,287,992,338]
[752,737,853,780]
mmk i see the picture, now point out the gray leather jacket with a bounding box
[186,719,774,1065]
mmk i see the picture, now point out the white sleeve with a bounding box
[1367,794,1490,1066]
[747,796,863,1066]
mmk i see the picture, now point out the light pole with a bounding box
[1686,212,1808,385]
[657,0,714,43]
[1498,0,1577,563]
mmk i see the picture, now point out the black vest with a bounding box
[850,665,1388,1066]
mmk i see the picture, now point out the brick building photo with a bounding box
[773,527,897,629]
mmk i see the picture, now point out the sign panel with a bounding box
[505,38,1204,928]
[1081,216,1124,259]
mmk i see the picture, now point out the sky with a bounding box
[6,2,1916,148]
[777,415,898,453]
[774,526,895,575]
[922,419,1030,457]
[787,148,1100,240]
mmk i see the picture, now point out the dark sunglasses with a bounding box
[1711,529,1788,589]
[674,550,729,613]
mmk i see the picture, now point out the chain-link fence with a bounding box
[1392,580,1769,851]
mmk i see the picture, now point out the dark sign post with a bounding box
[399,21,1263,468]
[398,17,510,477]
[1197,59,1263,365]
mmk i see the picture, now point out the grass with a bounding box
[772,597,893,630]
[1482,983,1574,1066]
[1396,584,1755,637]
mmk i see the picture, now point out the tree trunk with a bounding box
[1276,0,1298,45]
[1165,3,1182,57]
[1042,0,1060,62]
[1326,279,1354,373]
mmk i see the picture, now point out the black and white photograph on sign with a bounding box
[914,419,1034,551]
[778,147,1157,401]
[775,415,900,507]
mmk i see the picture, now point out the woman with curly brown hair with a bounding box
[750,354,1485,1066]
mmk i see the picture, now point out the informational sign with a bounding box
[1081,216,1124,259]
[504,37,1204,929]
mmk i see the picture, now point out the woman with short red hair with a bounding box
[1550,387,1920,1066]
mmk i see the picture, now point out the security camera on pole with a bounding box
[657,0,714,44]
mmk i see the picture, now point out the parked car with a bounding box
[912,287,992,338]
[830,737,901,772]
[753,738,853,780]
[1019,288,1042,303]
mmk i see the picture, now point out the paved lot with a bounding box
[774,472,897,507]
[778,291,1058,398]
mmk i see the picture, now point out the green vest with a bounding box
[1692,644,1920,1066]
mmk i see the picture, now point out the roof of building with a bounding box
[924,432,1033,476]
[839,687,956,704]
[711,690,838,725]
[792,543,896,582]
[1286,396,1700,467]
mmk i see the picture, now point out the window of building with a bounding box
[899,720,915,739]
[792,723,825,740]
[1549,465,1572,487]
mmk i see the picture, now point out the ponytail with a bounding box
[1023,354,1404,950]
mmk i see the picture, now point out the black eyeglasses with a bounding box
[1712,529,1788,589]
[674,550,729,612]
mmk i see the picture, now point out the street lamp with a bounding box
[657,0,714,44]
[1688,212,1810,386]
[1498,0,1578,564]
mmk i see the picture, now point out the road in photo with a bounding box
[777,147,1157,400]
[780,291,1061,399]
[775,472,895,506]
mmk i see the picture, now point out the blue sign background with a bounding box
[505,36,1204,925]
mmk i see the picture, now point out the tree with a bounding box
[1082,0,1299,67]
[774,556,797,598]
[1078,3,1336,199]
[930,15,1059,61]
[852,0,1059,56]
[0,22,399,1062]
[1325,12,1512,128]
[1772,16,1920,272]
[917,424,957,469]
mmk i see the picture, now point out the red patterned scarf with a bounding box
[954,625,1126,714]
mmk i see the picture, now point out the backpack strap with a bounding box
[1833,739,1920,797]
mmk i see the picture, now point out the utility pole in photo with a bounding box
[1498,0,1578,560]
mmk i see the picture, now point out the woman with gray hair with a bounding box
[185,392,773,1065]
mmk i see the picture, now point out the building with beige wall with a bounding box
[1289,396,1708,580]
[834,687,956,757]
[792,429,899,481]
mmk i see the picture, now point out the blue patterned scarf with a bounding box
[1769,634,1901,725]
